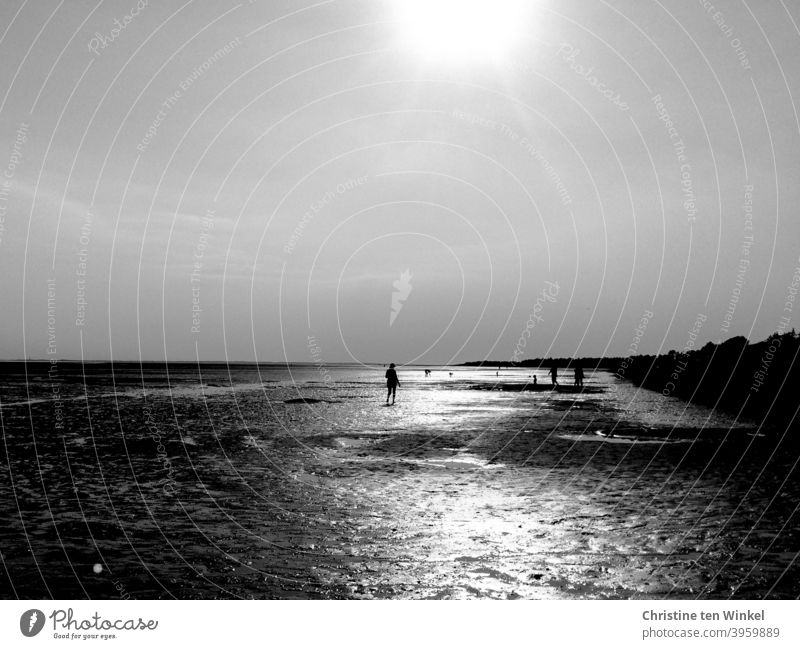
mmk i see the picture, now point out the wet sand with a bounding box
[0,364,797,599]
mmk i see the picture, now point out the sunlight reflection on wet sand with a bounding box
[0,366,795,598]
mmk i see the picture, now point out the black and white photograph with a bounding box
[1,0,800,642]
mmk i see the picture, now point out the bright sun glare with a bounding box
[395,0,530,63]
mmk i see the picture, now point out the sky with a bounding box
[1,0,799,363]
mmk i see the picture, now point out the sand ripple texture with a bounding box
[0,364,796,599]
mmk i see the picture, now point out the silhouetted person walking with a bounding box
[574,362,584,387]
[385,363,400,404]
[550,365,559,387]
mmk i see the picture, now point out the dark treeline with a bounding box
[615,331,799,428]
[461,358,620,369]
[463,331,800,427]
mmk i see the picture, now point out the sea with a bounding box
[0,362,797,599]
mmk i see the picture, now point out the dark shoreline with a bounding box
[462,331,800,429]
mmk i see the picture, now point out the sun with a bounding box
[394,0,530,64]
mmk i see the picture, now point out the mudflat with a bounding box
[0,364,795,599]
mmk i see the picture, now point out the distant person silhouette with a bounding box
[532,375,537,386]
[574,362,584,387]
[424,369,431,377]
[550,365,559,387]
[385,363,400,404]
